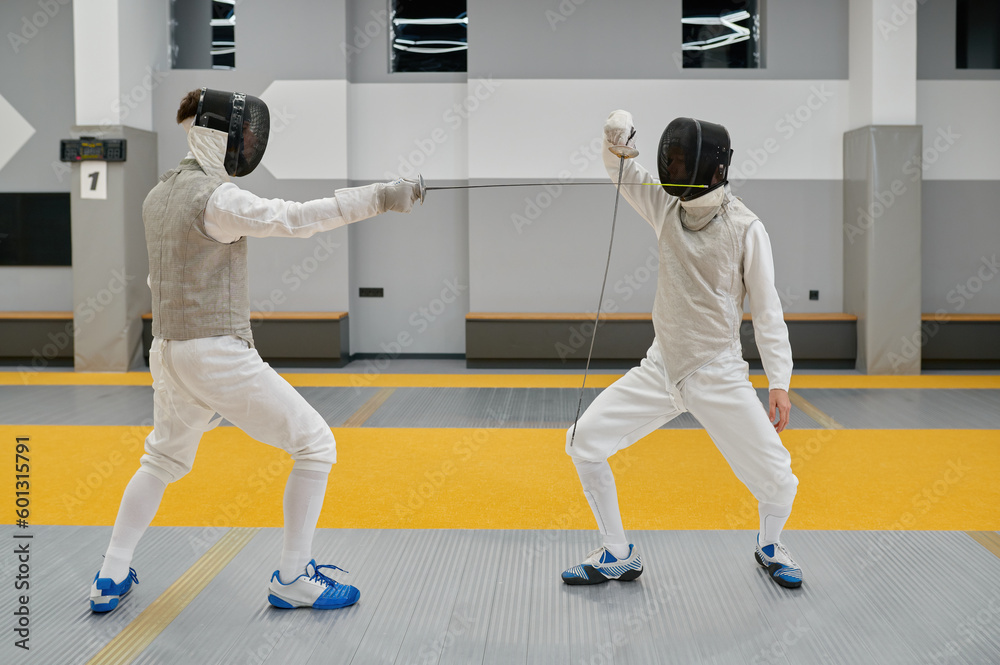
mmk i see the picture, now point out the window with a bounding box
[390,1,467,73]
[956,0,1000,69]
[0,194,72,267]
[682,0,761,69]
[171,0,235,70]
[210,1,235,70]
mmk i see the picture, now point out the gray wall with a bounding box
[918,0,1000,80]
[468,0,848,79]
[917,0,1000,316]
[923,181,1000,314]
[0,0,77,311]
[349,181,470,355]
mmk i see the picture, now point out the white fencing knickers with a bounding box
[139,336,336,484]
[567,341,798,513]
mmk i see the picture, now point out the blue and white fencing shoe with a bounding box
[754,536,803,588]
[267,560,360,609]
[90,568,138,613]
[561,545,643,585]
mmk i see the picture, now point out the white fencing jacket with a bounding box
[603,140,793,392]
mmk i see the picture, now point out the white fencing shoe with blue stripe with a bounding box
[561,545,643,585]
[267,560,360,609]
[754,536,803,589]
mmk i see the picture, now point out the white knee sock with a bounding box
[758,501,793,546]
[278,466,329,582]
[574,458,630,559]
[99,469,167,582]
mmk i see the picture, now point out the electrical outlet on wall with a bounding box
[359,287,384,298]
[809,290,819,300]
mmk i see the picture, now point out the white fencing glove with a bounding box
[604,110,637,151]
[378,177,422,214]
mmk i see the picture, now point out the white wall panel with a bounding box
[74,0,121,126]
[917,81,1000,181]
[467,79,850,181]
[259,80,348,180]
[116,0,169,131]
[347,83,470,181]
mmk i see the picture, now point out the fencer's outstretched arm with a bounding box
[744,221,793,392]
[602,110,673,235]
[203,179,420,243]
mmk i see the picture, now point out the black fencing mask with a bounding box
[657,118,732,200]
[195,88,270,177]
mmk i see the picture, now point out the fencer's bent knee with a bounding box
[565,419,610,463]
[138,453,190,484]
[288,428,337,467]
[759,469,798,506]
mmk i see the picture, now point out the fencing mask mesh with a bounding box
[195,88,270,177]
[657,117,731,200]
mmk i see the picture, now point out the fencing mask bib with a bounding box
[195,88,270,177]
[657,117,732,200]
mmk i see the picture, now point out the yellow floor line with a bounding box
[967,531,1000,560]
[2,371,999,389]
[86,527,260,665]
[342,387,396,427]
[788,390,844,429]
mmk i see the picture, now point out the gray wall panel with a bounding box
[467,0,848,80]
[918,0,1000,80]
[0,0,76,192]
[843,126,923,374]
[238,0,347,80]
[349,181,469,354]
[922,181,1000,314]
[468,181,659,313]
[469,179,842,314]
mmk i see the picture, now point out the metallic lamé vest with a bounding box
[143,159,253,347]
[654,187,757,383]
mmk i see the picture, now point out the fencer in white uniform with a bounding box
[90,88,422,613]
[561,111,803,589]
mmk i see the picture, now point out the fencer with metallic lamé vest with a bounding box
[143,159,253,347]
[654,184,758,384]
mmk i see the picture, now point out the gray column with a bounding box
[70,126,157,371]
[843,126,922,373]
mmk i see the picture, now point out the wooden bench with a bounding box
[141,311,350,367]
[465,312,859,369]
[0,311,75,364]
[919,313,1000,368]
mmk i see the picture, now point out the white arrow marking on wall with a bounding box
[0,93,36,172]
